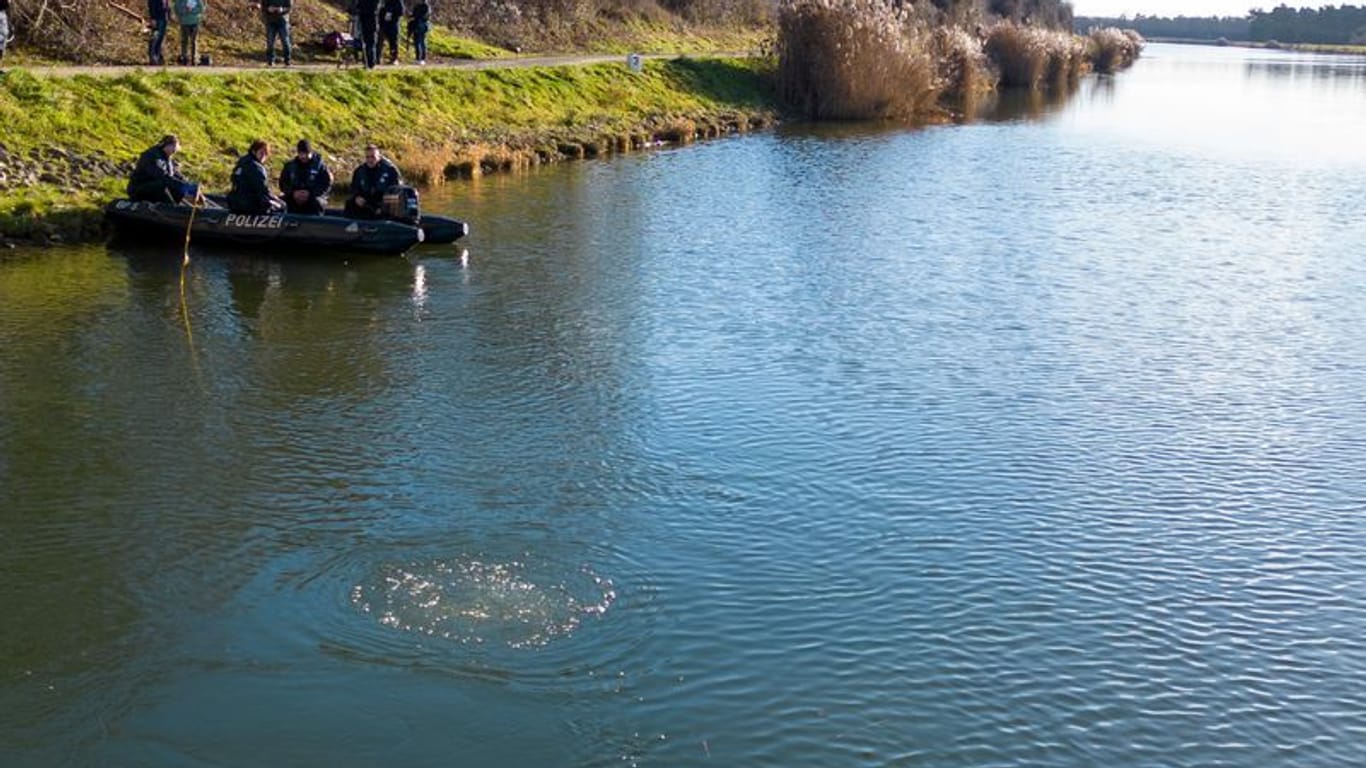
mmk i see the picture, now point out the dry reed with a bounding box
[776,0,941,121]
[985,22,1089,89]
[934,25,996,99]
[1088,27,1145,74]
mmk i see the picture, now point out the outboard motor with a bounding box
[382,185,420,224]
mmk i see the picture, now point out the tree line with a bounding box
[1076,5,1366,45]
[916,0,1075,30]
[1073,15,1249,40]
[1249,4,1366,44]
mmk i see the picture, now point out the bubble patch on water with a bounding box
[350,557,616,649]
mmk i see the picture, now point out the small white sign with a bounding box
[626,53,643,74]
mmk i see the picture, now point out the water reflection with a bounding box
[1,237,652,762]
[1055,42,1366,169]
[5,43,1366,767]
[1244,54,1366,83]
[225,256,272,324]
[959,81,1081,123]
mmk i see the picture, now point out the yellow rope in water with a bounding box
[178,190,203,382]
[182,188,202,266]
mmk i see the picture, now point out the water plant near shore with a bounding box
[775,0,1141,121]
[1088,27,1145,74]
[775,0,940,120]
[934,25,997,99]
[984,23,1087,89]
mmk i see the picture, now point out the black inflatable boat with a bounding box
[106,190,469,255]
[106,198,426,255]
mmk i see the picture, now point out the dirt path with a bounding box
[16,52,750,78]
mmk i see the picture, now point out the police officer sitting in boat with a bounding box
[344,143,401,220]
[279,139,333,215]
[128,134,195,204]
[227,139,286,215]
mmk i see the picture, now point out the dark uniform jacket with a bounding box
[127,143,184,201]
[261,0,290,19]
[350,159,401,205]
[355,0,379,19]
[409,0,430,29]
[380,0,404,27]
[227,153,276,214]
[280,153,333,201]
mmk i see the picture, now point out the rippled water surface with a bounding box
[4,44,1366,766]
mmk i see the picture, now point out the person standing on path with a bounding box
[354,0,379,69]
[260,0,291,66]
[0,0,11,66]
[379,0,403,65]
[407,0,430,65]
[173,0,204,65]
[147,0,170,65]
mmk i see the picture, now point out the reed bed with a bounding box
[776,0,941,120]
[1088,27,1145,74]
[934,25,997,99]
[984,23,1088,89]
[1045,32,1091,89]
[774,0,1142,120]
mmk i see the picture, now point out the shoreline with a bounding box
[0,113,774,250]
[0,56,779,247]
[1146,37,1366,56]
[1,19,1150,249]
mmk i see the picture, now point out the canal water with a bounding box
[3,43,1366,765]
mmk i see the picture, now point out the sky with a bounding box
[1071,0,1259,17]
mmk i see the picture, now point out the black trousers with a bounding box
[344,197,384,219]
[229,198,285,215]
[286,195,326,215]
[360,16,379,69]
[381,21,400,62]
[129,179,185,204]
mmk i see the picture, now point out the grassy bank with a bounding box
[0,57,777,240]
[1258,41,1366,55]
[1147,37,1366,56]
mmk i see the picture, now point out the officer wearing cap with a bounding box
[279,139,333,215]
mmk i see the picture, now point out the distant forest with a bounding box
[1073,15,1249,40]
[1077,5,1366,45]
[1248,4,1366,43]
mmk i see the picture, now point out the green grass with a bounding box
[1159,39,1366,55]
[1283,42,1366,55]
[422,29,512,59]
[0,60,773,159]
[0,58,776,237]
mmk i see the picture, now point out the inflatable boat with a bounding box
[106,191,469,255]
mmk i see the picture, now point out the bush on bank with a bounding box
[775,0,938,120]
[934,26,997,99]
[1088,27,1145,74]
[775,0,1141,121]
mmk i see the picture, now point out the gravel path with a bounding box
[13,52,747,77]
